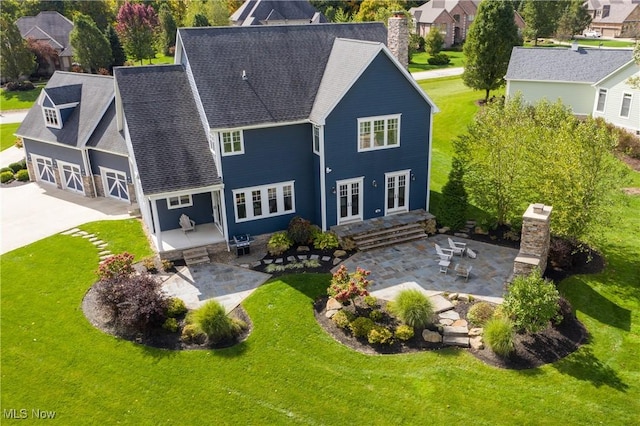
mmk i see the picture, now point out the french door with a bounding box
[337,177,363,225]
[32,155,56,185]
[385,170,409,215]
[102,168,129,201]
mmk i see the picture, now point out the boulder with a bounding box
[442,325,468,336]
[470,336,484,350]
[452,319,468,328]
[332,258,342,266]
[453,232,469,238]
[326,298,343,311]
[439,310,460,320]
[297,246,310,252]
[457,294,470,302]
[447,293,459,301]
[333,249,347,258]
[325,309,340,319]
[468,327,483,337]
[438,318,454,326]
[422,330,443,343]
[437,227,450,234]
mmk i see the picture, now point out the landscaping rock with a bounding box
[469,336,484,350]
[429,295,455,314]
[325,309,339,319]
[310,254,319,260]
[442,325,468,336]
[468,327,483,337]
[326,298,342,311]
[422,330,442,343]
[297,246,310,252]
[439,310,460,320]
[61,228,80,235]
[452,319,468,328]
[322,256,331,262]
[263,259,273,264]
[474,227,489,235]
[438,227,450,233]
[76,231,88,236]
[82,234,94,239]
[457,294,470,302]
[297,255,308,261]
[447,293,459,301]
[333,249,347,258]
[332,258,342,266]
[252,261,262,268]
[443,335,469,347]
[275,258,283,264]
[287,256,296,262]
[466,220,476,227]
[92,240,105,246]
[438,318,454,326]
[454,232,469,238]
[98,250,111,256]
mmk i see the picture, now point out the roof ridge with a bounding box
[55,71,114,80]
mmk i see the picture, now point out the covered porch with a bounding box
[151,222,227,253]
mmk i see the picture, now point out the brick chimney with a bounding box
[388,12,409,69]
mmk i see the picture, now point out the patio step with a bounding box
[442,335,470,348]
[352,223,425,251]
[183,247,210,266]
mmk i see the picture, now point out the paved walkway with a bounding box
[0,109,29,124]
[1,146,25,167]
[338,234,517,303]
[412,67,463,81]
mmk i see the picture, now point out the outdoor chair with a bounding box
[179,214,196,233]
[466,248,477,259]
[435,244,454,261]
[448,237,467,256]
[455,264,473,282]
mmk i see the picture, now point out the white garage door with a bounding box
[101,168,129,202]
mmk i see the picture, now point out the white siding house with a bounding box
[592,62,640,134]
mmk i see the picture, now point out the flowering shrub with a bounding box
[327,265,372,306]
[96,252,135,281]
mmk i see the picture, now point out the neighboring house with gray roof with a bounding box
[16,72,133,203]
[230,0,326,26]
[585,0,640,38]
[16,11,74,72]
[112,20,437,257]
[505,45,639,134]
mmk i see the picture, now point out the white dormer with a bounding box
[40,86,81,130]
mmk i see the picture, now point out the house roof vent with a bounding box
[242,70,248,81]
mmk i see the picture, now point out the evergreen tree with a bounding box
[425,26,444,55]
[462,1,521,102]
[192,13,210,27]
[158,3,177,55]
[70,14,112,73]
[555,0,591,41]
[106,25,126,70]
[0,17,36,82]
[438,157,468,231]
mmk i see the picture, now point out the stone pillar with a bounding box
[26,159,36,182]
[94,174,105,197]
[83,175,96,198]
[513,203,552,277]
[388,12,409,69]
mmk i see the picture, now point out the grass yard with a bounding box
[130,53,174,66]
[0,84,43,111]
[577,38,636,48]
[409,50,465,73]
[1,123,21,151]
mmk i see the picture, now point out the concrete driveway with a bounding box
[1,182,131,254]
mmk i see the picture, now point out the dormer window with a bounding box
[43,107,61,129]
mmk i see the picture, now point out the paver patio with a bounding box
[338,234,518,303]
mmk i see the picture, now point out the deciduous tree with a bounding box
[26,38,58,77]
[116,1,158,65]
[555,0,591,41]
[0,17,36,82]
[424,26,444,55]
[521,0,562,45]
[70,14,112,73]
[462,0,521,102]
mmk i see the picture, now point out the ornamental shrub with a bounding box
[143,257,157,273]
[161,259,174,272]
[15,169,30,181]
[1,171,14,183]
[395,324,415,341]
[369,309,384,322]
[331,310,353,329]
[188,300,240,344]
[349,316,375,338]
[388,289,434,329]
[313,231,340,250]
[363,295,378,308]
[96,252,135,280]
[267,231,293,256]
[8,160,25,173]
[162,317,178,332]
[180,323,206,344]
[484,317,515,357]
[287,216,314,245]
[467,302,495,327]
[0,167,12,173]
[502,269,562,333]
[167,297,187,318]
[368,325,393,345]
[437,157,467,230]
[327,265,371,306]
[427,52,450,65]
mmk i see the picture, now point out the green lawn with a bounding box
[577,38,636,48]
[409,50,465,73]
[0,84,43,111]
[130,53,174,66]
[1,123,20,151]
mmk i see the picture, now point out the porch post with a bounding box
[150,197,163,251]
[218,188,230,251]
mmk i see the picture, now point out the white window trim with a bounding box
[357,114,401,152]
[619,92,632,119]
[167,194,193,209]
[31,154,56,185]
[232,181,295,223]
[384,169,411,216]
[336,176,364,225]
[220,130,245,156]
[596,88,607,113]
[99,166,129,202]
[57,160,85,195]
[312,125,321,155]
[42,107,62,129]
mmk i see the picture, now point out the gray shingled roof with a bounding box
[44,85,82,105]
[16,11,74,57]
[114,65,221,195]
[178,23,387,129]
[86,101,127,156]
[231,0,326,25]
[505,47,634,83]
[16,72,114,148]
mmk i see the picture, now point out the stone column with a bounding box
[513,203,552,277]
[26,159,36,182]
[388,12,409,69]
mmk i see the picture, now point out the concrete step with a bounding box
[358,233,426,251]
[442,325,469,337]
[429,294,455,314]
[355,227,425,247]
[351,223,424,241]
[185,255,210,266]
[443,335,470,347]
[183,247,210,266]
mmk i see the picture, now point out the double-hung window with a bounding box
[620,93,632,118]
[358,114,400,152]
[233,181,295,222]
[167,194,193,209]
[221,130,244,155]
[596,89,607,113]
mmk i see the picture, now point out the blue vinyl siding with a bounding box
[323,52,432,227]
[23,138,86,173]
[156,192,213,231]
[88,150,131,181]
[221,123,316,237]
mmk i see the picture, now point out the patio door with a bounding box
[212,190,223,233]
[32,155,56,185]
[101,168,129,201]
[337,177,363,225]
[59,161,84,194]
[385,170,409,215]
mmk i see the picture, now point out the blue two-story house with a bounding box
[113,21,437,257]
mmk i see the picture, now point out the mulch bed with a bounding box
[251,246,357,277]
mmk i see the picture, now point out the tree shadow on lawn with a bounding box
[563,278,631,332]
[552,346,629,392]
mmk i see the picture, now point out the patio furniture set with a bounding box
[435,238,475,281]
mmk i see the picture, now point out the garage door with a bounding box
[32,155,56,185]
[58,161,84,194]
[101,168,129,201]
